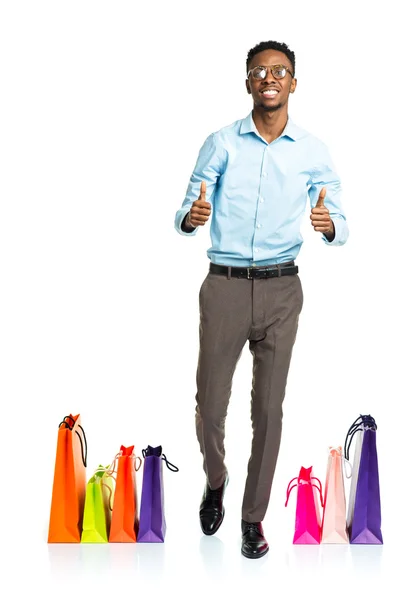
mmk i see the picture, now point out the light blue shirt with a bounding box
[174,112,348,266]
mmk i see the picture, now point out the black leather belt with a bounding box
[209,263,298,279]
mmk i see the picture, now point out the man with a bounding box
[174,40,348,559]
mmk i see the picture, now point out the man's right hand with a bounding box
[186,181,212,228]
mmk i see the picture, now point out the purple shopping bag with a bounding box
[137,446,178,543]
[344,415,383,545]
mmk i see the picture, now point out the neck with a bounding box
[252,104,289,143]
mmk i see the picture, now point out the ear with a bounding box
[245,79,251,94]
[290,77,297,94]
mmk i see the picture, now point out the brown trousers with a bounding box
[195,263,303,522]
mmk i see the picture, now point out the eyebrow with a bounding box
[252,63,289,69]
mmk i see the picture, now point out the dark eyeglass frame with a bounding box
[247,64,295,81]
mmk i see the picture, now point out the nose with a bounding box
[262,67,276,84]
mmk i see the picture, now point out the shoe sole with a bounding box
[241,546,269,559]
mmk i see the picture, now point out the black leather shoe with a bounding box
[199,476,228,535]
[241,520,269,558]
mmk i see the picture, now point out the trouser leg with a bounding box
[195,272,252,489]
[242,275,303,521]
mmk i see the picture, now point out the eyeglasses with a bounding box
[247,64,294,81]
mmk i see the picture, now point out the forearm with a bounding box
[175,132,224,237]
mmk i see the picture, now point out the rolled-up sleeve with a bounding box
[174,132,226,236]
[308,143,349,246]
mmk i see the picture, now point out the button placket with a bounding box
[253,147,268,259]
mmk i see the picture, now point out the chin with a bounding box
[262,102,283,112]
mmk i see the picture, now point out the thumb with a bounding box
[200,181,206,199]
[315,186,327,208]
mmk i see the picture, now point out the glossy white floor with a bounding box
[8,439,414,600]
[14,474,414,600]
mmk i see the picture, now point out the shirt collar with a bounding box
[239,111,304,141]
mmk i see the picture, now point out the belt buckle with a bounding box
[247,267,252,280]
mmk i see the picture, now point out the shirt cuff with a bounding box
[322,216,349,246]
[174,208,198,236]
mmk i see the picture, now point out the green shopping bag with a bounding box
[81,465,114,543]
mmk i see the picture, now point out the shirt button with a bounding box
[259,196,264,203]
[257,223,261,228]
[255,248,259,253]
[262,172,267,178]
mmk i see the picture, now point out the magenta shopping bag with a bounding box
[137,446,178,543]
[344,415,383,544]
[285,466,324,544]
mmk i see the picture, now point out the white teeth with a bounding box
[262,90,278,96]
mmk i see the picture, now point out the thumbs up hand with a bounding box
[310,187,334,237]
[186,181,212,228]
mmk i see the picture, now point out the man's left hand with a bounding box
[310,187,335,239]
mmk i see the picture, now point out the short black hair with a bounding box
[246,41,296,76]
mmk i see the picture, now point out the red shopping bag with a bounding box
[109,445,142,542]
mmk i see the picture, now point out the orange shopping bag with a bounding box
[109,445,142,543]
[48,414,87,542]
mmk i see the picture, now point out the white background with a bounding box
[1,1,419,598]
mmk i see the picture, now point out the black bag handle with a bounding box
[344,414,376,460]
[58,415,75,429]
[58,415,87,468]
[75,425,87,468]
[162,454,179,472]
[141,446,179,472]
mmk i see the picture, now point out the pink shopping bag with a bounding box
[321,446,349,544]
[285,466,324,544]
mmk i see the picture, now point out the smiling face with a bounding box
[246,49,297,112]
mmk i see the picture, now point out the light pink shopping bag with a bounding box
[321,446,349,544]
[285,466,324,544]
